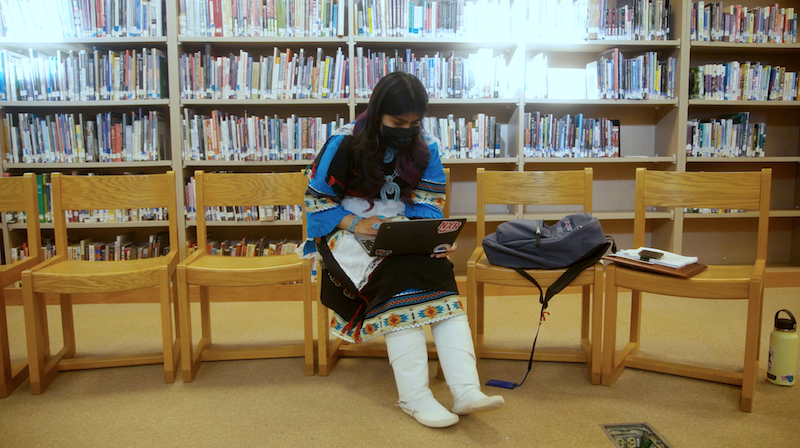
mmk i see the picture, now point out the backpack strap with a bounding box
[487,237,615,389]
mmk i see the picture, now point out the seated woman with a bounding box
[303,71,504,428]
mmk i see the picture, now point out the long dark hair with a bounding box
[350,72,430,205]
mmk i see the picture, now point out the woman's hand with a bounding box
[431,242,457,259]
[354,215,391,236]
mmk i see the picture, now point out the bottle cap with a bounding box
[774,309,797,331]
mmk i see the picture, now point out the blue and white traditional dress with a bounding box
[303,123,464,343]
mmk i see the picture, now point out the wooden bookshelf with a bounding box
[1,0,798,291]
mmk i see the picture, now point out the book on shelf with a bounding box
[691,2,797,43]
[180,46,348,100]
[355,47,509,99]
[180,0,346,37]
[65,231,169,261]
[0,47,167,102]
[3,110,168,164]
[524,112,620,158]
[191,235,301,257]
[355,0,512,40]
[526,0,671,42]
[0,0,165,38]
[181,110,345,161]
[597,48,677,100]
[202,204,302,222]
[686,112,767,157]
[684,207,746,213]
[423,114,508,159]
[526,49,676,100]
[689,62,798,101]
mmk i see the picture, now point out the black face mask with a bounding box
[380,125,420,149]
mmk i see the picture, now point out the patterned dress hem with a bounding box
[330,312,465,344]
[329,292,465,344]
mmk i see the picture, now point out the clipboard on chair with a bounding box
[603,254,708,278]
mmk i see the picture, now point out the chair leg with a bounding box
[476,282,485,338]
[199,286,212,343]
[37,290,51,359]
[581,285,591,340]
[303,265,314,376]
[0,288,28,398]
[629,290,642,357]
[172,274,182,359]
[22,279,59,394]
[317,298,331,376]
[466,269,479,360]
[159,269,176,384]
[755,284,765,363]
[602,265,620,386]
[60,294,76,359]
[590,266,604,385]
[740,281,762,412]
[176,267,199,382]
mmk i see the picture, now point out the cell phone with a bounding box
[638,249,663,261]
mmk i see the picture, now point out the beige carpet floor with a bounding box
[1,288,799,448]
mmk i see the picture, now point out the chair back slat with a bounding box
[201,172,307,207]
[635,168,771,261]
[477,168,592,242]
[643,171,764,210]
[0,177,26,212]
[0,174,42,259]
[482,170,589,205]
[52,172,178,256]
[58,174,176,210]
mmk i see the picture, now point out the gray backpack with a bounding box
[482,213,608,269]
[482,213,613,389]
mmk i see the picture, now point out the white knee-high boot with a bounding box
[431,315,505,415]
[385,326,459,428]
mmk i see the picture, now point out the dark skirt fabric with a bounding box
[318,236,460,342]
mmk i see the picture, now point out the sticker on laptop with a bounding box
[438,220,463,234]
[374,249,393,257]
[433,244,452,254]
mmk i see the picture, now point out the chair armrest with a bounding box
[467,246,484,267]
[0,256,40,288]
[22,254,67,275]
[177,248,206,269]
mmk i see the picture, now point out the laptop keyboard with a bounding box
[362,239,374,252]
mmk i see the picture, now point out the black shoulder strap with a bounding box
[515,239,612,311]
[487,237,615,389]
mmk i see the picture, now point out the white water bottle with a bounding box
[767,310,798,386]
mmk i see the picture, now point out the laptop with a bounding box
[354,218,467,257]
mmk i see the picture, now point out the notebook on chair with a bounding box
[354,218,467,257]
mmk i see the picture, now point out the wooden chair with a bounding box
[318,169,452,376]
[21,172,181,394]
[176,171,314,380]
[602,168,771,412]
[0,174,41,397]
[467,168,603,384]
